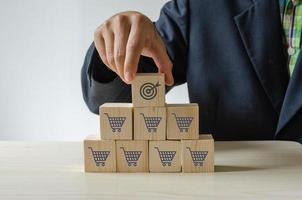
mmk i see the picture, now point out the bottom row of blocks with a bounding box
[84,135,214,173]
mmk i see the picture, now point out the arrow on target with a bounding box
[139,81,161,100]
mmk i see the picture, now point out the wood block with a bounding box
[134,107,166,140]
[116,140,148,172]
[149,141,181,172]
[167,104,199,140]
[181,134,214,173]
[84,135,116,172]
[99,103,133,140]
[131,73,165,107]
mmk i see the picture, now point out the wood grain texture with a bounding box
[84,135,116,172]
[149,140,181,172]
[99,103,133,140]
[134,107,166,140]
[167,104,199,140]
[131,73,165,107]
[181,134,214,173]
[116,140,149,172]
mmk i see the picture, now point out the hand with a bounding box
[94,11,174,85]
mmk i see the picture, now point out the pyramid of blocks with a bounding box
[84,73,214,173]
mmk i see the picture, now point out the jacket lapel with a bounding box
[276,53,302,134]
[234,0,289,113]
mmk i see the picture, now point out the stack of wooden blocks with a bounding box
[84,73,214,173]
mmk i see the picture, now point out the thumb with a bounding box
[142,34,174,86]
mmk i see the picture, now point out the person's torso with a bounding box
[186,0,302,142]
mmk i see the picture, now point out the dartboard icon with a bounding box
[140,81,161,100]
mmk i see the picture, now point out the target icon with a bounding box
[140,81,161,100]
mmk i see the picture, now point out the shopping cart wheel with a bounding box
[128,163,131,167]
[96,163,100,167]
[118,129,121,132]
[148,129,151,133]
[194,163,198,166]
[101,163,105,166]
[168,163,171,166]
[163,163,166,166]
[133,163,137,166]
[113,129,116,132]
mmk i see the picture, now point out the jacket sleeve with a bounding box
[81,0,189,114]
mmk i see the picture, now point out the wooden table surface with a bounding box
[0,141,301,200]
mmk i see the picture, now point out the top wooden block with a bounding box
[131,73,165,107]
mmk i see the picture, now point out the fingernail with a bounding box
[166,81,174,86]
[125,72,133,83]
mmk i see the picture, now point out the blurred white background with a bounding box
[0,0,189,141]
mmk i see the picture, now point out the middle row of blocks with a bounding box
[100,103,199,140]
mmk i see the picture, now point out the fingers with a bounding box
[144,33,174,86]
[113,15,130,81]
[153,48,174,86]
[94,12,174,86]
[94,23,117,73]
[123,16,145,83]
[94,16,131,81]
[103,29,117,74]
[94,27,110,70]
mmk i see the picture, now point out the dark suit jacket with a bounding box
[81,0,302,143]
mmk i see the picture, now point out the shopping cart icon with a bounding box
[120,147,142,166]
[88,147,110,167]
[186,147,208,166]
[140,113,162,132]
[171,113,194,132]
[154,147,176,166]
[104,113,126,132]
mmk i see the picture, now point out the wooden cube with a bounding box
[99,103,133,140]
[132,73,165,107]
[167,104,199,140]
[84,135,116,172]
[134,107,166,140]
[181,134,214,173]
[116,140,148,172]
[149,141,181,172]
